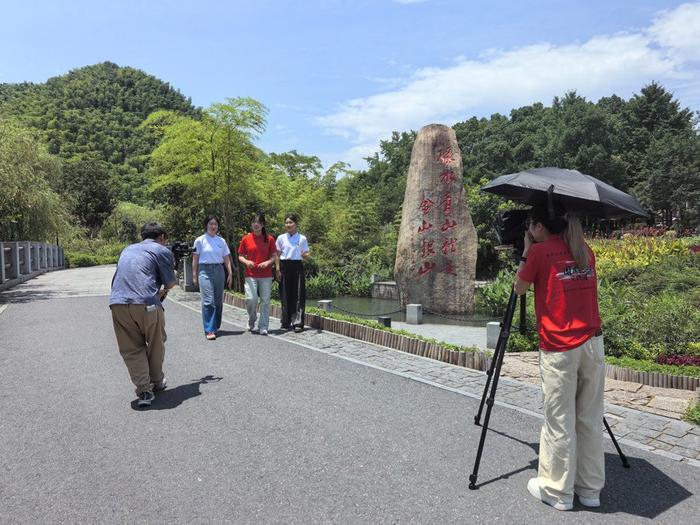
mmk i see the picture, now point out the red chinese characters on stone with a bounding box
[441,192,453,215]
[440,169,457,185]
[419,198,435,215]
[418,261,436,276]
[417,219,433,233]
[420,239,435,258]
[442,238,457,255]
[441,218,457,232]
[443,259,456,275]
[437,147,454,166]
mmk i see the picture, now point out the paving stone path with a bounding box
[170,287,700,467]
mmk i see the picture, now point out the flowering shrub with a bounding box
[592,226,697,239]
[657,354,700,367]
[590,236,695,275]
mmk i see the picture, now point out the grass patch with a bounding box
[683,401,700,425]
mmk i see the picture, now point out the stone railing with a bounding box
[0,241,65,291]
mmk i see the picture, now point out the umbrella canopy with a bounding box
[481,167,648,218]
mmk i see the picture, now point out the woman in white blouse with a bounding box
[275,214,310,332]
[192,216,233,340]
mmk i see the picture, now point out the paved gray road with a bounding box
[0,268,698,524]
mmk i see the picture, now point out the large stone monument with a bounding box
[394,124,478,313]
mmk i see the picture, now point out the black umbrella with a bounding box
[481,167,647,218]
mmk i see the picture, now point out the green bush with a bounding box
[306,273,342,299]
[475,268,515,315]
[599,284,700,359]
[101,202,163,243]
[65,252,117,267]
[63,238,126,268]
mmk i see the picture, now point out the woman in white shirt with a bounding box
[275,214,310,332]
[192,216,233,340]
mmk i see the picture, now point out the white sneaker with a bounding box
[527,478,572,511]
[260,329,268,336]
[577,494,600,508]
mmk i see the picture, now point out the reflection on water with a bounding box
[307,296,499,327]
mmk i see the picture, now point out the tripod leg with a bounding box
[474,329,502,425]
[469,289,519,489]
[474,291,518,425]
[603,417,630,468]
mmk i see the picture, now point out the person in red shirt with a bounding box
[515,204,605,512]
[238,212,278,335]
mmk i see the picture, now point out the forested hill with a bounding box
[0,62,200,205]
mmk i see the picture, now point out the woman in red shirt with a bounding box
[515,204,605,512]
[237,213,278,335]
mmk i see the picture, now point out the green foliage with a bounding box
[65,252,117,268]
[0,62,199,207]
[100,202,163,243]
[59,153,115,232]
[146,99,269,241]
[0,119,77,241]
[64,237,125,267]
[684,401,700,425]
[595,238,700,360]
[306,273,343,299]
[475,268,515,315]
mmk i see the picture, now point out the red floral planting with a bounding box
[657,354,700,367]
[689,245,700,254]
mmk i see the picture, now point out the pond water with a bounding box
[308,296,499,327]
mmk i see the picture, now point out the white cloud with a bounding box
[648,2,700,61]
[318,2,700,168]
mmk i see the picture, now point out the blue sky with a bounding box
[1,0,699,169]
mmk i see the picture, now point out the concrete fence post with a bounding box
[33,243,40,270]
[8,243,20,278]
[23,241,32,274]
[317,300,333,312]
[406,304,423,325]
[486,321,501,349]
[180,257,197,291]
[41,243,48,269]
[0,242,5,283]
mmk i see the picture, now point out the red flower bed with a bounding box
[657,354,700,367]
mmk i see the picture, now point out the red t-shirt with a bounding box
[237,233,277,278]
[517,235,601,351]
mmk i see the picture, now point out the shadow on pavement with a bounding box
[0,289,85,303]
[214,329,245,337]
[473,427,693,517]
[131,375,223,411]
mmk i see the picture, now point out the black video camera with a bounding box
[169,241,194,269]
[494,209,529,259]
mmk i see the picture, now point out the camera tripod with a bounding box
[468,288,630,490]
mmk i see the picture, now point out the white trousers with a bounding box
[244,277,273,331]
[537,335,606,504]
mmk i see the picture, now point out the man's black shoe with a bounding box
[137,390,155,408]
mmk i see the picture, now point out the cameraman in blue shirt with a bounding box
[109,223,177,408]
